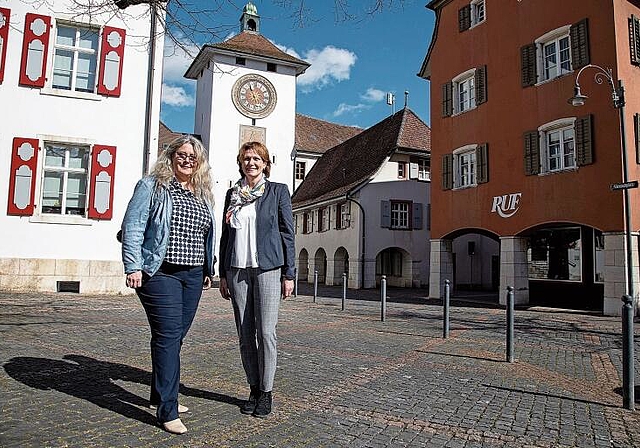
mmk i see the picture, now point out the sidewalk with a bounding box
[1,287,640,447]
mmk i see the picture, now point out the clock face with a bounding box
[232,74,277,119]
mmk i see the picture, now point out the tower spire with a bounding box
[240,2,260,33]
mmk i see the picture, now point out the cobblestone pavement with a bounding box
[1,287,640,447]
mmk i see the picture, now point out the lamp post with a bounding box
[569,64,635,410]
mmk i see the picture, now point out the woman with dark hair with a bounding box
[121,134,215,434]
[218,141,295,418]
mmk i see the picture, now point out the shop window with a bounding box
[528,228,582,281]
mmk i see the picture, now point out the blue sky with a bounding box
[160,1,435,133]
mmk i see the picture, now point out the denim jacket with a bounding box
[121,176,216,278]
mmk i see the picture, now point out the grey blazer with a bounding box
[219,180,295,280]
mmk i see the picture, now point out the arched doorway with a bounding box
[298,248,309,282]
[333,247,349,286]
[375,247,412,287]
[314,248,327,284]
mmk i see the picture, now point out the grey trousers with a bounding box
[227,267,281,392]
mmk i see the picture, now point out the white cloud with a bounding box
[298,46,357,87]
[361,88,386,102]
[161,84,194,107]
[276,44,356,90]
[332,102,370,117]
[163,34,200,84]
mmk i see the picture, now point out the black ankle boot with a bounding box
[252,390,272,418]
[240,385,260,415]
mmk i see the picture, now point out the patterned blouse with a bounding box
[164,178,211,266]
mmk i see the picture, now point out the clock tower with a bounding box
[185,2,309,248]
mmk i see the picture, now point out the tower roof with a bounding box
[184,32,310,79]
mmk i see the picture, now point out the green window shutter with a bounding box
[570,18,590,70]
[442,81,453,117]
[629,15,640,66]
[442,154,453,190]
[523,130,540,175]
[635,113,640,164]
[475,65,487,105]
[458,5,471,32]
[476,143,489,183]
[576,114,594,166]
[521,43,537,87]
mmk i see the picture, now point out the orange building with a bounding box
[420,0,640,314]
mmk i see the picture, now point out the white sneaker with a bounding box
[150,404,189,413]
[162,418,187,435]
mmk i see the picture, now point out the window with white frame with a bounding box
[453,69,476,114]
[470,0,485,26]
[338,202,350,229]
[319,207,330,232]
[417,159,429,180]
[295,161,306,180]
[540,118,576,173]
[303,211,313,234]
[537,26,571,82]
[41,142,90,215]
[52,24,99,92]
[453,146,477,188]
[397,162,406,178]
[390,201,410,229]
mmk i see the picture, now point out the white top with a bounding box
[231,201,259,268]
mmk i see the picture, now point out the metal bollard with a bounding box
[381,275,387,322]
[622,294,635,410]
[342,272,347,311]
[313,270,318,303]
[443,279,450,338]
[294,268,298,297]
[506,286,514,363]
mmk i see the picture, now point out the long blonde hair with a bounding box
[151,135,214,205]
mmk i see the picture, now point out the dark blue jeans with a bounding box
[137,262,203,423]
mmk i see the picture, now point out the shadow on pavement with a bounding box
[295,283,502,308]
[486,383,620,408]
[3,354,242,426]
[613,386,640,403]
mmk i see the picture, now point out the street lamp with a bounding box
[569,64,635,410]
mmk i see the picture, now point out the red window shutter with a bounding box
[97,27,126,97]
[88,145,117,219]
[0,7,10,84]
[19,13,51,88]
[8,137,39,216]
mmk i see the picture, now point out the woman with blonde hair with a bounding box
[121,134,215,434]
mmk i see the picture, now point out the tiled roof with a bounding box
[295,114,363,155]
[211,32,309,68]
[158,121,181,155]
[292,108,431,209]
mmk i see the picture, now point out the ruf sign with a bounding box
[491,193,522,218]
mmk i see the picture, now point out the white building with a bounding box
[0,0,164,293]
[185,3,309,239]
[292,108,432,289]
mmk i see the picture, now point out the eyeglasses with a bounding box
[175,152,197,162]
